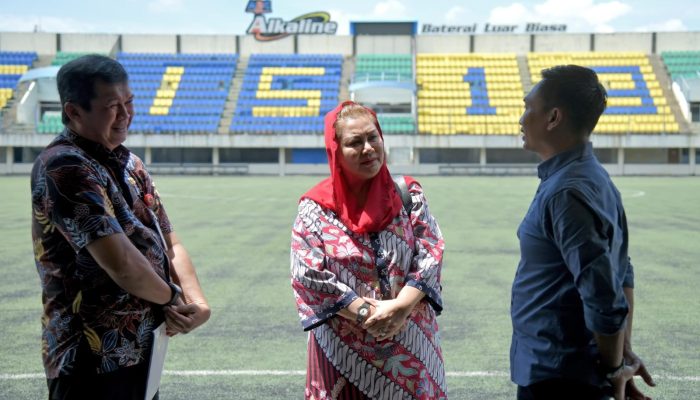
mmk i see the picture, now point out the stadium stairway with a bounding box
[36,54,54,68]
[218,57,248,134]
[0,53,52,134]
[516,54,532,95]
[649,53,693,133]
[339,56,353,102]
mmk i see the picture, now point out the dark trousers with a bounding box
[517,379,612,400]
[47,361,159,400]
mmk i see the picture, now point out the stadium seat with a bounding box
[354,54,413,83]
[529,52,680,134]
[416,53,523,135]
[661,51,700,81]
[230,54,342,134]
[118,53,237,134]
[36,112,63,134]
[50,51,106,66]
[0,51,37,110]
[377,114,416,135]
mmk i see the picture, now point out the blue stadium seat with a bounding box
[118,52,237,134]
[0,51,37,111]
[230,54,342,134]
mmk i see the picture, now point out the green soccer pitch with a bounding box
[1,175,698,399]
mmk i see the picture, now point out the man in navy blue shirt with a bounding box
[510,65,655,400]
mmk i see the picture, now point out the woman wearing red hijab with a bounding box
[291,101,447,399]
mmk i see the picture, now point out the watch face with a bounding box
[359,307,369,317]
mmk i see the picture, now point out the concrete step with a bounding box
[649,53,693,133]
[212,57,248,134]
[35,54,54,68]
[2,80,34,132]
[339,56,354,102]
[5,123,37,135]
[517,55,532,93]
[217,57,248,133]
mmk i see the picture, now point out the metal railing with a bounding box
[351,72,414,84]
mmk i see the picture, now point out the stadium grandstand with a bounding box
[0,29,698,175]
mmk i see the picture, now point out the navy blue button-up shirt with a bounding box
[510,142,634,387]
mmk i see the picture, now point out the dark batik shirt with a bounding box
[31,129,172,378]
[510,142,634,387]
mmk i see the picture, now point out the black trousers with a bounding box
[517,378,613,400]
[47,361,159,400]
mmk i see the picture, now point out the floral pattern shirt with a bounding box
[291,181,447,399]
[31,130,172,378]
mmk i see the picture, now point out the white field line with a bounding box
[1,370,698,382]
[158,193,288,202]
[623,190,646,199]
[161,191,647,201]
[158,193,233,200]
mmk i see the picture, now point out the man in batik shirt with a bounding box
[31,55,210,400]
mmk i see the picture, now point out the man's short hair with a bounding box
[57,54,128,124]
[538,65,607,135]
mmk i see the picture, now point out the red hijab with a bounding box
[301,101,403,234]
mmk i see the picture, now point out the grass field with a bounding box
[1,175,698,399]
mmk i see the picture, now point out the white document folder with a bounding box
[145,322,169,400]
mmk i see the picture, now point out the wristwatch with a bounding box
[356,302,371,324]
[163,281,182,306]
[600,360,625,383]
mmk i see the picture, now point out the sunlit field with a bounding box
[1,175,697,399]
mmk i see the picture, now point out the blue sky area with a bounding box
[1,0,698,35]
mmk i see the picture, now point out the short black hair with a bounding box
[57,54,128,124]
[538,65,607,135]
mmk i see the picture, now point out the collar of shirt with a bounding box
[61,128,135,207]
[61,128,131,170]
[537,142,593,181]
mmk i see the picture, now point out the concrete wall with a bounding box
[682,78,700,102]
[533,34,590,52]
[656,32,700,52]
[4,160,692,176]
[238,35,294,55]
[1,133,697,175]
[60,33,119,53]
[416,36,470,53]
[594,32,653,52]
[356,35,412,54]
[180,35,237,54]
[4,133,697,151]
[4,31,699,57]
[625,148,670,163]
[297,35,353,55]
[16,84,38,124]
[37,78,59,101]
[353,86,412,104]
[0,32,57,54]
[121,34,177,53]
[474,34,530,53]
